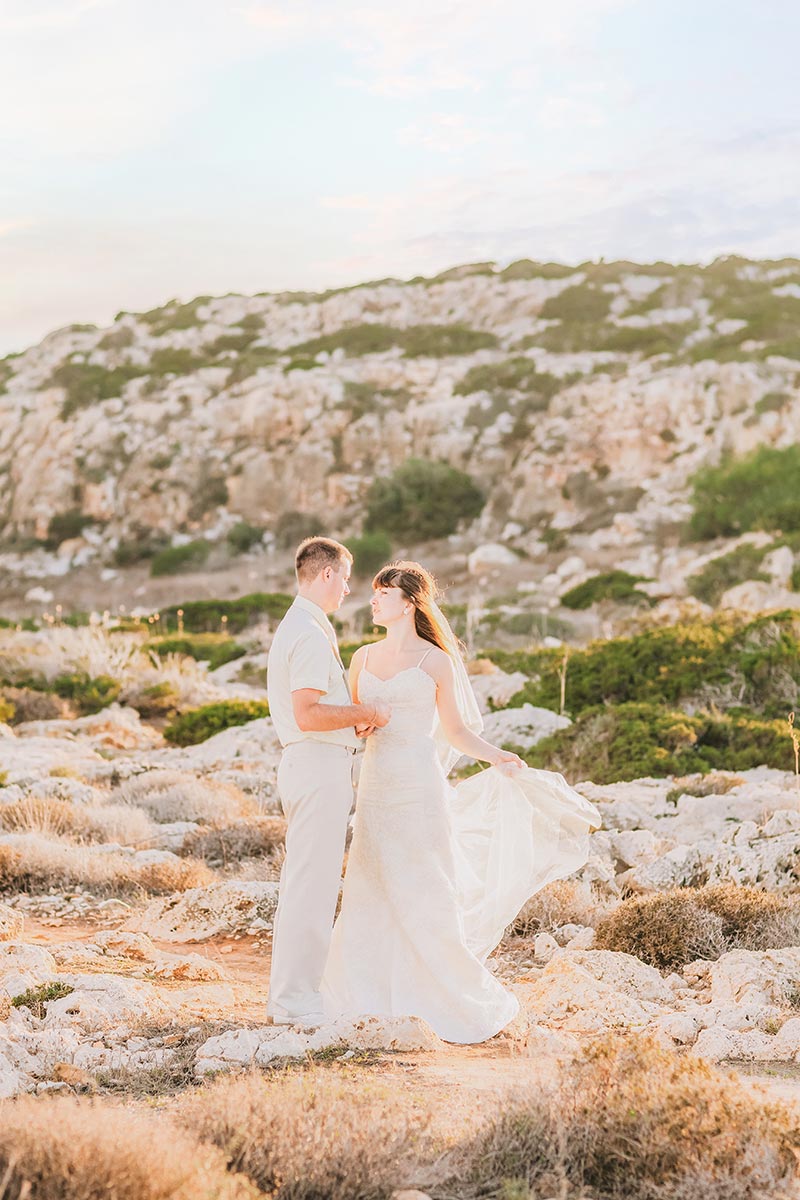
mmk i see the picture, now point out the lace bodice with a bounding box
[359,661,438,745]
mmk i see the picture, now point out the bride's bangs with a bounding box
[371,565,404,591]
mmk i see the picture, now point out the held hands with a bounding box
[355,700,392,738]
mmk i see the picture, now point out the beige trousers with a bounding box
[267,741,354,1019]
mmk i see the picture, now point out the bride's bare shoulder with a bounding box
[422,644,452,675]
[351,640,384,665]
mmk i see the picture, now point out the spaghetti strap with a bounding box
[418,647,433,668]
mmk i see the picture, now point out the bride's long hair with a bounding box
[371,560,459,658]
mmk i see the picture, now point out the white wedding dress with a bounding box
[320,653,601,1044]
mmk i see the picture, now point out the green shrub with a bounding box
[601,320,695,356]
[53,672,121,714]
[113,530,169,566]
[688,445,800,539]
[138,296,211,335]
[282,356,319,373]
[226,521,264,553]
[349,531,392,577]
[0,696,14,723]
[540,283,612,322]
[502,613,800,718]
[561,570,651,610]
[148,634,248,671]
[687,543,770,604]
[365,458,485,540]
[290,322,497,360]
[522,701,793,783]
[401,323,497,357]
[500,259,574,280]
[205,331,259,357]
[164,700,270,746]
[226,344,279,384]
[188,475,229,521]
[50,360,145,418]
[161,592,293,633]
[755,391,791,415]
[147,348,207,378]
[11,981,74,1018]
[274,510,325,549]
[454,357,562,398]
[150,540,211,576]
[45,508,96,547]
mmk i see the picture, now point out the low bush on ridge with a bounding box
[595,885,800,970]
[519,701,794,783]
[164,700,270,746]
[488,610,800,719]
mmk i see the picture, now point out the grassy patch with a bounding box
[52,671,121,714]
[540,282,613,322]
[49,360,146,419]
[11,980,74,1018]
[687,543,770,604]
[147,633,248,671]
[290,322,498,359]
[226,521,264,554]
[150,540,211,576]
[687,445,800,539]
[164,700,270,746]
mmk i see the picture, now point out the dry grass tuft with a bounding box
[111,770,254,823]
[444,1032,800,1200]
[506,878,618,940]
[1,685,71,723]
[0,833,213,897]
[666,771,746,803]
[0,1095,255,1200]
[595,884,800,970]
[136,857,215,893]
[181,816,286,866]
[179,1068,429,1200]
[0,797,152,845]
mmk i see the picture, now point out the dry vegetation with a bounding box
[111,770,255,823]
[178,1068,431,1200]
[0,837,213,896]
[0,1096,256,1200]
[442,1033,800,1200]
[595,884,800,969]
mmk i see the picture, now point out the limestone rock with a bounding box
[0,904,23,942]
[128,880,279,942]
[468,543,519,574]
[195,1014,441,1075]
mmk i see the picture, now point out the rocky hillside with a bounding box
[1,255,799,616]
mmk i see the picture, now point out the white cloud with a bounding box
[398,113,485,155]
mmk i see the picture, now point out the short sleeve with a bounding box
[288,628,331,694]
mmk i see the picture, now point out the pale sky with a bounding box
[1,0,798,355]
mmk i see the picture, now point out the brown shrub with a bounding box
[447,1032,800,1200]
[1,686,71,723]
[179,1068,428,1200]
[666,771,746,804]
[181,816,286,866]
[595,884,800,970]
[507,878,618,939]
[136,857,215,894]
[0,1094,255,1200]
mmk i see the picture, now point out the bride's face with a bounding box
[370,584,409,627]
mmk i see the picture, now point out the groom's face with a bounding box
[321,560,351,613]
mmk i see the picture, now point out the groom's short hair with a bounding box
[295,536,353,582]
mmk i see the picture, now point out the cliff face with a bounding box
[0,257,798,589]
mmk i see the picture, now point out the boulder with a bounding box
[467,543,519,574]
[128,880,279,942]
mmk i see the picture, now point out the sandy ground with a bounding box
[20,913,800,1116]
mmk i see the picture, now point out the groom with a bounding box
[266,536,390,1026]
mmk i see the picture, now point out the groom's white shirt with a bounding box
[267,595,359,750]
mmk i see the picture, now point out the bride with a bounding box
[320,560,600,1044]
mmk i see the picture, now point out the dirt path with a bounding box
[19,915,800,1112]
